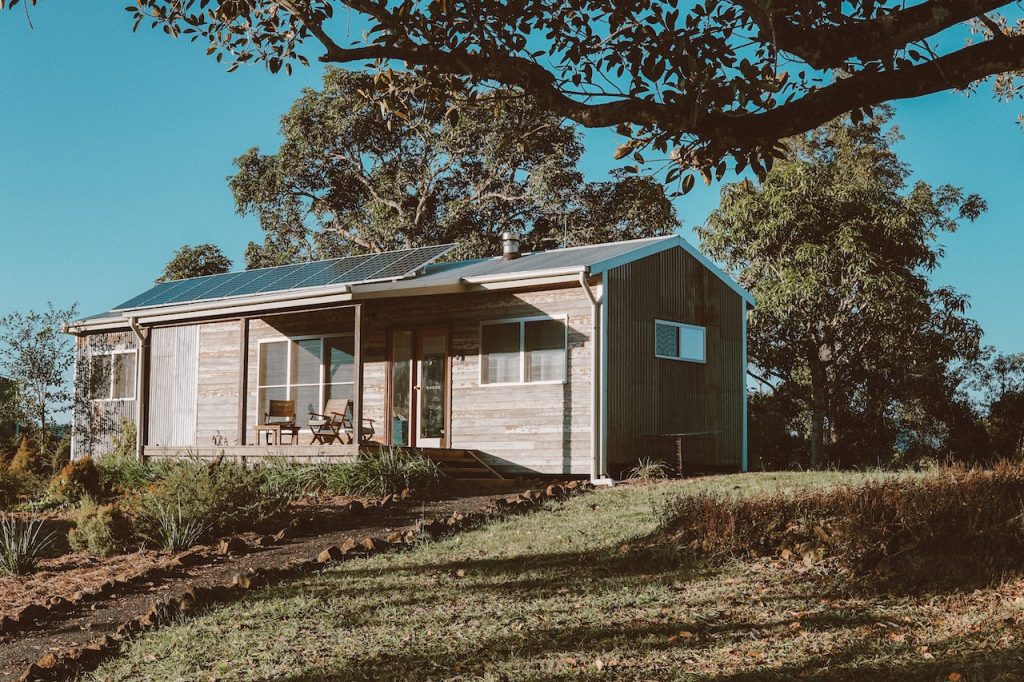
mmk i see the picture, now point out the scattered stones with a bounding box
[273,526,295,542]
[359,537,387,553]
[345,500,364,514]
[338,537,358,555]
[546,484,564,498]
[256,534,276,547]
[217,536,249,556]
[318,546,345,563]
[385,530,404,544]
[15,604,49,625]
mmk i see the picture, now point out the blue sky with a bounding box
[1,3,1021,353]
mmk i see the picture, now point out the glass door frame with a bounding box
[386,327,450,448]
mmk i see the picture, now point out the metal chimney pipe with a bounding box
[501,231,521,260]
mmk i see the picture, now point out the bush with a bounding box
[0,466,24,511]
[130,459,291,548]
[110,419,137,459]
[256,459,355,498]
[658,463,1024,590]
[47,456,101,505]
[0,514,55,576]
[345,448,442,498]
[9,435,44,475]
[68,495,133,556]
[96,452,165,494]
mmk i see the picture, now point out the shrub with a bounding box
[96,452,165,494]
[658,462,1024,590]
[0,466,25,511]
[68,495,133,556]
[47,456,101,505]
[626,458,672,481]
[256,459,354,498]
[0,514,55,576]
[131,459,291,548]
[9,435,44,475]
[345,448,442,498]
[110,419,137,459]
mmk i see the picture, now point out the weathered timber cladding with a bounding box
[147,325,199,447]
[72,331,139,458]
[361,286,594,476]
[606,248,745,471]
[195,320,241,447]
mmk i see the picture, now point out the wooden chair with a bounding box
[255,399,300,446]
[308,398,376,445]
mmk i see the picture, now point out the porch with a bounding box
[142,444,505,479]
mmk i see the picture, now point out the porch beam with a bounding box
[353,303,364,446]
[238,316,249,446]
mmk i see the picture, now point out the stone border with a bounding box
[18,481,592,681]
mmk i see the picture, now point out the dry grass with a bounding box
[88,472,1024,681]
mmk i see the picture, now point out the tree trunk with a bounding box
[807,349,828,469]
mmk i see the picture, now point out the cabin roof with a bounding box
[69,235,753,332]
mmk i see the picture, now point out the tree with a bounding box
[971,349,1024,458]
[0,303,78,439]
[159,243,233,282]
[232,68,679,266]
[700,109,986,468]
[8,0,1021,181]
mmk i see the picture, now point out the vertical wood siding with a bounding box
[147,325,199,447]
[361,286,594,476]
[195,320,241,446]
[606,248,745,472]
[72,331,139,458]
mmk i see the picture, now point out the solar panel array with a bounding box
[114,244,456,311]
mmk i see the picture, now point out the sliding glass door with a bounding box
[390,329,448,448]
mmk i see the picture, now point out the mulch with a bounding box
[0,489,523,681]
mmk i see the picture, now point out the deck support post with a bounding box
[238,316,249,446]
[128,318,149,462]
[353,304,363,448]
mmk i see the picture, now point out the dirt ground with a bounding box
[0,489,522,681]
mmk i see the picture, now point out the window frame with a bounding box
[478,314,569,387]
[256,334,356,426]
[654,319,707,364]
[90,349,138,402]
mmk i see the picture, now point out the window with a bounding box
[91,350,137,400]
[481,317,567,385]
[258,335,354,421]
[655,320,706,363]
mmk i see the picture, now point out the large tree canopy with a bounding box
[700,109,985,468]
[232,68,679,266]
[8,0,1021,180]
[159,243,233,282]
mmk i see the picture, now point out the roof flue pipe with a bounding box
[501,231,521,260]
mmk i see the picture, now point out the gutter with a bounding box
[578,272,614,487]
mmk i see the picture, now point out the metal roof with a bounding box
[71,235,753,330]
[112,243,456,311]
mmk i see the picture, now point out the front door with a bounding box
[390,329,448,448]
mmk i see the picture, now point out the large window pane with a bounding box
[90,355,112,399]
[292,339,322,385]
[326,336,354,384]
[482,322,520,384]
[259,341,288,386]
[112,353,137,399]
[258,386,288,420]
[525,319,566,382]
[390,331,412,446]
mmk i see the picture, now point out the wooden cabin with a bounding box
[67,235,753,480]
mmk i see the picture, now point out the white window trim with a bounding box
[479,314,569,387]
[654,319,707,364]
[91,349,138,402]
[257,334,356,428]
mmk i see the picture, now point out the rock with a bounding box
[15,604,48,624]
[35,653,59,670]
[400,488,413,500]
[379,494,395,508]
[545,484,564,498]
[176,548,206,566]
[217,536,249,555]
[346,499,364,513]
[0,615,17,633]
[273,526,295,542]
[359,537,387,553]
[256,534,275,547]
[231,572,256,589]
[565,480,580,489]
[385,531,404,544]
[318,546,345,563]
[18,663,45,682]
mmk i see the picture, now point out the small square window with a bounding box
[655,320,705,363]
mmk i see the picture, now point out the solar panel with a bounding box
[112,244,456,311]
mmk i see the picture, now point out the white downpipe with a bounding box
[579,273,614,487]
[128,317,146,462]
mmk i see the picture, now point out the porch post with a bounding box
[136,329,150,462]
[238,316,249,446]
[353,304,363,446]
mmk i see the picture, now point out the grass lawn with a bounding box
[90,471,1024,681]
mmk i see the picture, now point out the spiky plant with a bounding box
[0,514,56,576]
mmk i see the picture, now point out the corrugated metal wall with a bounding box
[606,248,745,472]
[147,325,200,447]
[72,331,140,459]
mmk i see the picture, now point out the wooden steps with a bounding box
[418,448,505,480]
